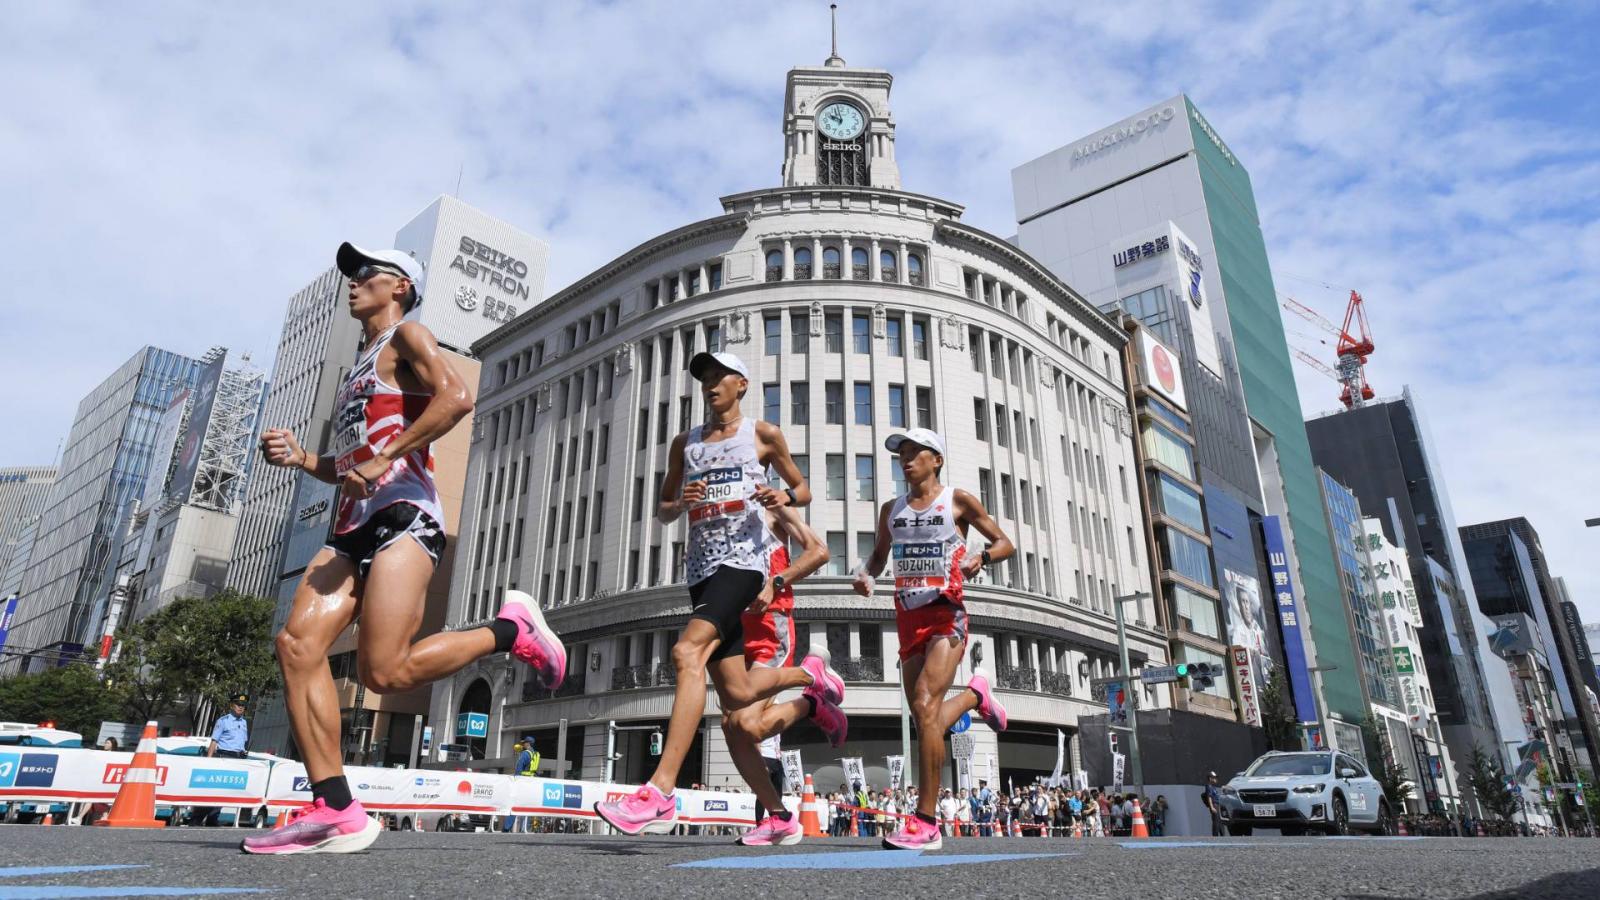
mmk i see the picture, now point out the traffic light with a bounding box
[649,731,663,756]
[1173,663,1190,678]
[1190,662,1217,690]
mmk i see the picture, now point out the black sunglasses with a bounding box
[352,263,407,284]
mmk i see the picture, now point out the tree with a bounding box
[0,655,126,737]
[1466,745,1520,821]
[1360,716,1413,808]
[104,590,280,728]
[1259,668,1300,751]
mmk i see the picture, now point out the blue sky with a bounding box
[3,1,1598,621]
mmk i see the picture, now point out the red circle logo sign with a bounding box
[456,780,472,795]
[1152,344,1177,395]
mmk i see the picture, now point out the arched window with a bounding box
[851,247,869,279]
[765,249,783,283]
[907,253,925,286]
[823,246,841,279]
[879,249,898,283]
[794,247,813,279]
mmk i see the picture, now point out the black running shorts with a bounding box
[326,503,445,580]
[689,566,765,662]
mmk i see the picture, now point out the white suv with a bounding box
[1217,750,1395,836]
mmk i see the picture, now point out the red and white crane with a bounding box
[1281,290,1376,409]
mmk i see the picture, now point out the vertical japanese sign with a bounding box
[1262,516,1319,725]
[1230,646,1261,726]
[0,594,18,657]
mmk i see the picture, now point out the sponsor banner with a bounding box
[0,748,268,806]
[505,778,755,825]
[265,763,509,813]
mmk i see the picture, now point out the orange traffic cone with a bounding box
[798,775,823,837]
[1073,820,1083,838]
[849,808,859,837]
[95,721,164,828]
[1129,798,1149,838]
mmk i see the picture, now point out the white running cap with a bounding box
[688,350,749,380]
[884,428,946,456]
[337,242,426,309]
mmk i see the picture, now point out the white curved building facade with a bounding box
[429,55,1165,791]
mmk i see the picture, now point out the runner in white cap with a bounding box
[244,242,564,854]
[855,428,1014,850]
[596,351,844,838]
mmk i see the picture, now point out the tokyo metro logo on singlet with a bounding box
[893,542,951,608]
[688,466,749,526]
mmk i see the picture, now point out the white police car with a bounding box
[1217,750,1395,836]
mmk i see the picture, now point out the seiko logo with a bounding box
[455,285,479,311]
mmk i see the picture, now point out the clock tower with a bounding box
[780,10,901,190]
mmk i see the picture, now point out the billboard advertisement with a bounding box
[140,392,189,509]
[169,355,226,506]
[1138,331,1186,410]
[1262,516,1320,726]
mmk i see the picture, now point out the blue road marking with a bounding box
[676,850,1071,869]
[1116,841,1263,849]
[0,864,267,898]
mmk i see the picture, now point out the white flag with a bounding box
[887,755,905,790]
[1048,728,1066,787]
[842,757,866,792]
[1112,752,1126,794]
[781,749,804,793]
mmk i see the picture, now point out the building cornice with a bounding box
[935,220,1125,346]
[472,211,751,356]
[720,185,963,219]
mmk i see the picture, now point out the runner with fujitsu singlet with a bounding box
[244,243,564,855]
[730,504,841,846]
[595,351,844,836]
[853,428,1014,851]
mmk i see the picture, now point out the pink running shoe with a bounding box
[969,668,1008,732]
[883,814,943,851]
[809,693,849,748]
[594,782,677,836]
[800,648,845,706]
[497,590,566,689]
[239,798,380,855]
[738,813,803,846]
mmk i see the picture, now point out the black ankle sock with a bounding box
[489,618,519,654]
[312,776,353,811]
[803,695,817,718]
[916,811,938,826]
[775,810,793,822]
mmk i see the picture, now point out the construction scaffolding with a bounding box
[189,350,266,514]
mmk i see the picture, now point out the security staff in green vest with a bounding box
[503,740,541,833]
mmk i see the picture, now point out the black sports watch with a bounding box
[784,487,799,506]
[980,549,993,567]
[771,574,787,591]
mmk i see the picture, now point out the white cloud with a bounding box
[2,0,1597,623]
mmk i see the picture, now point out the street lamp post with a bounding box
[1305,663,1338,751]
[1113,592,1152,799]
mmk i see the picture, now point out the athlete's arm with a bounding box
[343,322,473,495]
[953,488,1015,578]
[752,420,811,508]
[851,501,895,597]
[657,432,705,523]
[769,505,829,583]
[260,428,338,484]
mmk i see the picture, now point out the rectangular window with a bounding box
[886,318,903,357]
[709,263,722,291]
[888,384,906,428]
[973,399,988,440]
[859,624,882,661]
[791,381,809,424]
[856,532,876,572]
[791,311,809,354]
[632,477,645,522]
[628,551,639,586]
[545,506,557,548]
[892,464,907,498]
[554,571,566,605]
[853,382,872,425]
[656,402,669,444]
[637,407,649,451]
[852,314,871,354]
[706,323,722,352]
[568,437,579,477]
[1141,422,1195,478]
[582,429,593,470]
[989,336,1002,376]
[979,468,994,511]
[1001,474,1016,520]
[1118,465,1128,502]
[1161,530,1217,588]
[855,455,875,502]
[912,319,929,360]
[574,499,587,544]
[597,424,610,465]
[1150,471,1206,533]
[1021,480,1033,524]
[1026,553,1038,591]
[825,313,843,353]
[915,387,933,429]
[825,381,844,424]
[551,444,564,481]
[1170,585,1222,640]
[826,454,846,500]
[594,491,605,533]
[969,328,984,371]
[764,316,781,356]
[673,541,684,582]
[679,397,691,431]
[650,545,661,582]
[827,532,848,575]
[994,404,1008,447]
[640,343,654,381]
[561,501,573,542]
[763,384,780,423]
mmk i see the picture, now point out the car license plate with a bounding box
[1253,804,1276,817]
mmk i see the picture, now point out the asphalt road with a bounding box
[1,826,1598,899]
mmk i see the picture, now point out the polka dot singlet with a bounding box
[682,418,777,585]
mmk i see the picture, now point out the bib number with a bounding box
[689,467,749,526]
[893,542,948,607]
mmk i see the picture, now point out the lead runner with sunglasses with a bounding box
[243,243,565,855]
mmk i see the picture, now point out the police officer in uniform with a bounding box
[208,693,251,759]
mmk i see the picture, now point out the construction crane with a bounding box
[1292,348,1339,383]
[1280,290,1376,409]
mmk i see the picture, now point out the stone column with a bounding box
[698,262,709,295]
[841,236,853,280]
[783,238,794,280]
[870,238,882,281]
[812,237,823,279]
[898,242,909,285]
[657,275,670,307]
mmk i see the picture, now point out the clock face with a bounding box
[818,102,865,140]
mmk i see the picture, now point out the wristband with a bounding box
[981,549,993,567]
[771,574,787,592]
[784,487,798,506]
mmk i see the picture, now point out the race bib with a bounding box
[331,395,368,470]
[688,467,749,526]
[893,542,949,608]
